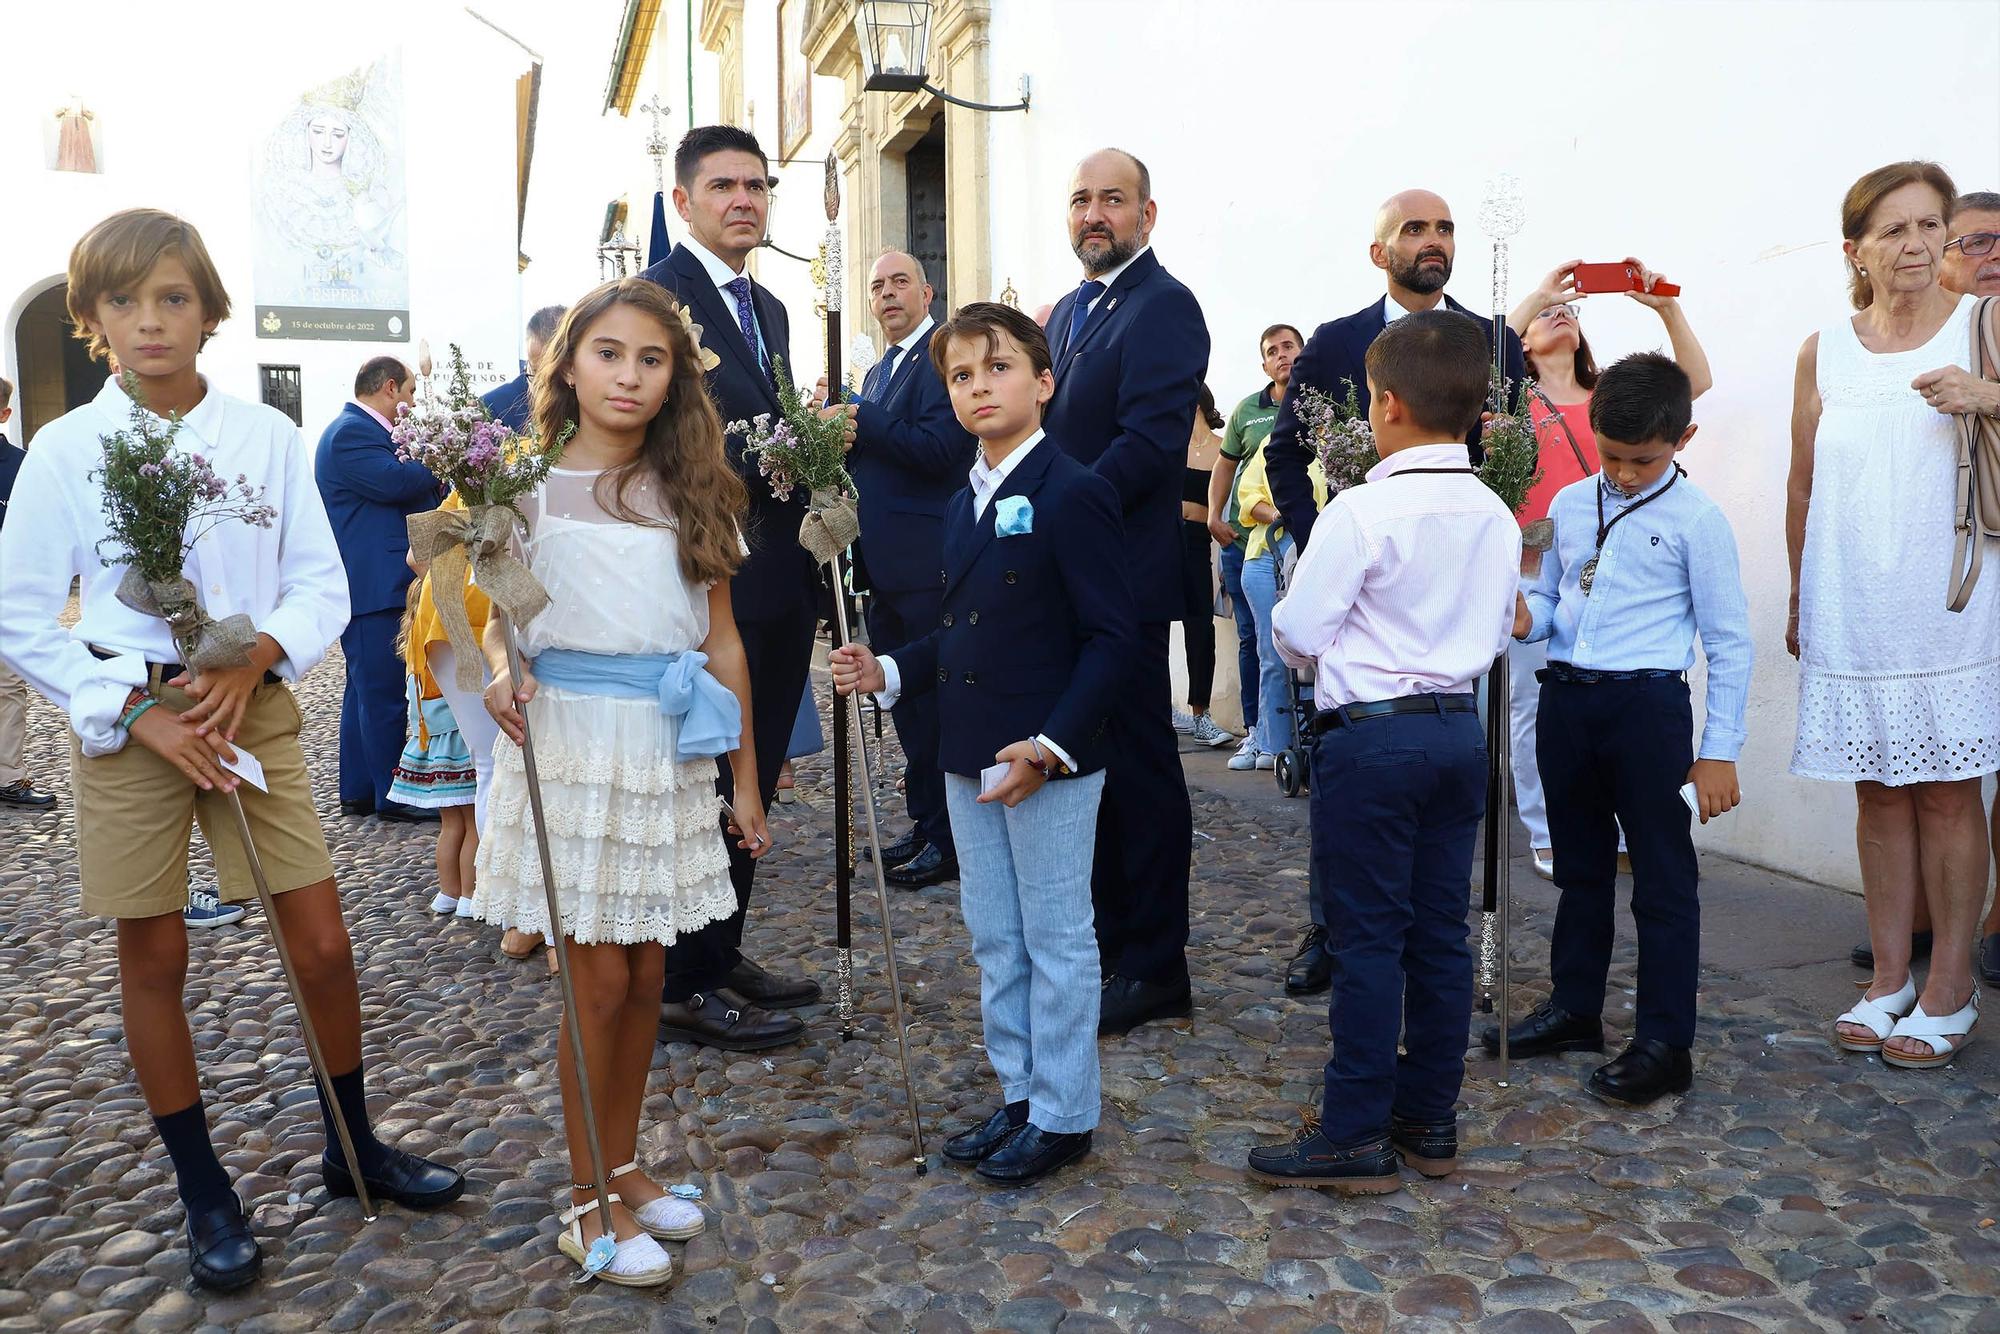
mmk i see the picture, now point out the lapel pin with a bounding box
[1106,298,1119,312]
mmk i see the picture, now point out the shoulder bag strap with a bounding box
[1527,384,1595,475]
[1946,296,1997,611]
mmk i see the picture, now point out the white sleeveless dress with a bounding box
[472,468,738,944]
[1792,295,2000,785]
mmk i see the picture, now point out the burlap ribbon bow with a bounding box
[407,504,550,691]
[115,568,261,669]
[799,488,862,565]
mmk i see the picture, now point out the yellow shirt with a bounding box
[1236,448,1327,561]
[402,492,493,697]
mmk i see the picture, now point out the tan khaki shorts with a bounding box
[70,669,334,919]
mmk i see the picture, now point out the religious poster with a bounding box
[252,55,410,341]
[778,0,811,160]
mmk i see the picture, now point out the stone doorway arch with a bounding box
[8,280,98,444]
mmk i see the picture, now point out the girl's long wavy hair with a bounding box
[531,277,748,585]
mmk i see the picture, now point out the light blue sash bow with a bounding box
[530,647,741,763]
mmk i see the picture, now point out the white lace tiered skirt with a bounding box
[1792,656,2000,786]
[472,685,736,945]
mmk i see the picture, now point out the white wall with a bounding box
[3,6,529,447]
[974,0,2000,890]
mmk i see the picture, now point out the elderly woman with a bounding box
[1503,260,1712,879]
[1793,161,2000,1069]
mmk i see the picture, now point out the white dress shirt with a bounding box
[1272,443,1520,710]
[1381,292,1446,325]
[873,431,1078,770]
[0,375,350,756]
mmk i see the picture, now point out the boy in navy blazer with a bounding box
[833,303,1135,1187]
[313,355,439,819]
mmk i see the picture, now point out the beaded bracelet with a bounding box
[119,697,158,732]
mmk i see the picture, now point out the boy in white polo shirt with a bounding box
[0,208,463,1291]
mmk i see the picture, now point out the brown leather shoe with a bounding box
[659,989,805,1051]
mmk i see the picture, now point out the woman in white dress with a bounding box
[1789,161,2000,1070]
[476,278,771,1285]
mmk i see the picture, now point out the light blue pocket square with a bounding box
[995,495,1033,537]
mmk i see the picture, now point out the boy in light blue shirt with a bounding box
[1487,351,1751,1108]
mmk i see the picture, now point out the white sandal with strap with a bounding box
[1833,977,1918,1052]
[1881,993,1979,1069]
[555,1190,675,1287]
[609,1162,705,1241]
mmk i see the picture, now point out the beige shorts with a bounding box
[70,668,334,919]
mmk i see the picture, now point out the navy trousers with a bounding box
[1313,705,1485,1147]
[1091,622,1193,986]
[1538,675,1700,1049]
[338,608,408,811]
[868,588,952,855]
[664,604,817,1001]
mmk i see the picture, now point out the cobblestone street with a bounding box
[1,649,1996,1333]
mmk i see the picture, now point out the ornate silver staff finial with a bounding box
[849,333,879,378]
[641,95,672,195]
[822,157,844,314]
[1479,173,1526,317]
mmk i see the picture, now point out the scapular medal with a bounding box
[1579,555,1598,597]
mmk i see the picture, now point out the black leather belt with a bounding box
[89,645,281,685]
[1309,692,1476,736]
[1540,662,1683,685]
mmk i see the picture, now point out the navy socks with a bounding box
[153,1100,232,1212]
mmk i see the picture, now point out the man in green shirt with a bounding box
[1208,323,1300,770]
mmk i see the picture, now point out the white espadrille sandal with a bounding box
[1832,976,1918,1053]
[555,1191,675,1287]
[609,1163,705,1241]
[1880,993,1978,1069]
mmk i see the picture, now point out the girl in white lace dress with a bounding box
[474,278,768,1286]
[1790,163,2000,1073]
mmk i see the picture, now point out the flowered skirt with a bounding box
[389,688,476,809]
[470,684,737,946]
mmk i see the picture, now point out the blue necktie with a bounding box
[867,344,904,402]
[723,276,766,375]
[1066,279,1106,353]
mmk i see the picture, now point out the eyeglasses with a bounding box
[1535,303,1579,321]
[1945,231,1998,258]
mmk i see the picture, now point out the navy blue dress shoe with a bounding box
[187,1191,262,1291]
[865,830,924,867]
[1389,1115,1457,1178]
[1246,1127,1399,1193]
[975,1124,1092,1185]
[885,843,958,888]
[322,1145,465,1209]
[943,1104,1028,1164]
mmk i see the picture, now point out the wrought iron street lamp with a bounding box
[853,0,1030,112]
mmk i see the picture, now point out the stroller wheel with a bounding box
[1275,748,1305,797]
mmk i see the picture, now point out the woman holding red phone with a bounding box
[1501,260,1713,878]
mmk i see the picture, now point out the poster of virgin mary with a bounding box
[252,55,410,341]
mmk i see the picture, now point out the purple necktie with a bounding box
[723,276,764,373]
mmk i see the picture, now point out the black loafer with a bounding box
[975,1124,1091,1185]
[1586,1039,1693,1107]
[1285,925,1333,996]
[338,798,374,817]
[1851,930,1933,970]
[1247,1129,1400,1193]
[375,802,441,824]
[186,1190,261,1291]
[1480,999,1603,1058]
[1099,974,1193,1036]
[0,781,56,810]
[1979,933,2000,988]
[659,989,805,1051]
[723,956,823,1009]
[885,843,958,888]
[943,1105,1027,1164]
[322,1146,465,1210]
[1389,1115,1457,1178]
[865,831,925,867]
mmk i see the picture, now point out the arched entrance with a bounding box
[11,282,99,444]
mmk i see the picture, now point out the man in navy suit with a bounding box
[1043,148,1211,1036]
[1260,188,1528,998]
[846,249,977,888]
[639,125,831,1050]
[314,357,439,820]
[479,304,566,432]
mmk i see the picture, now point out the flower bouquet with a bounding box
[92,370,277,668]
[724,354,858,564]
[1477,373,1548,550]
[1293,379,1377,497]
[395,343,573,689]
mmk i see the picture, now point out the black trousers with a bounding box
[1091,622,1193,985]
[867,588,951,855]
[663,604,817,1001]
[1177,522,1215,710]
[1538,674,1701,1049]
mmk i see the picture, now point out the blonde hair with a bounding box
[531,278,748,585]
[66,208,232,362]
[1841,161,1958,310]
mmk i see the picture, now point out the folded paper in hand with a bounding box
[221,745,269,794]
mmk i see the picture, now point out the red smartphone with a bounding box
[1572,262,1681,297]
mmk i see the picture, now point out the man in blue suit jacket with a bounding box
[314,356,439,820]
[847,249,978,888]
[1264,188,1527,551]
[479,304,566,433]
[638,125,828,1050]
[1043,149,1211,1036]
